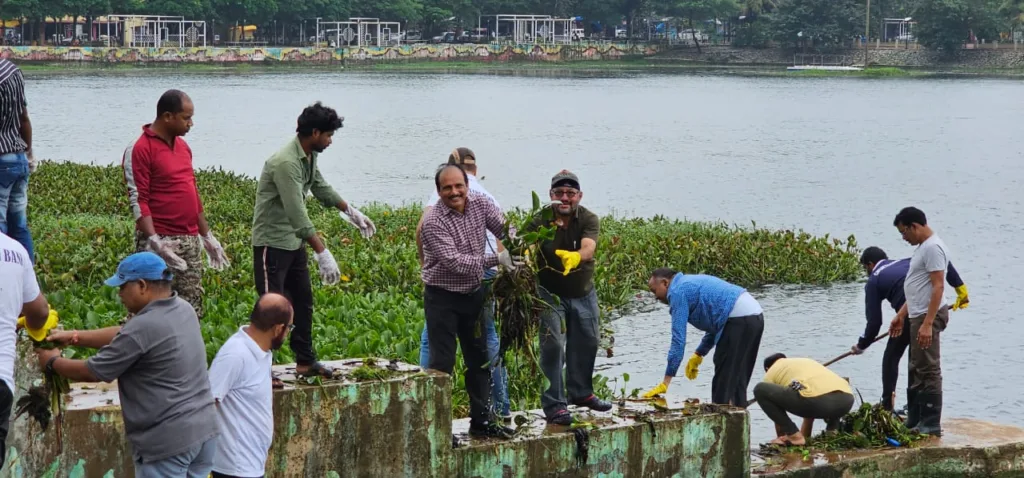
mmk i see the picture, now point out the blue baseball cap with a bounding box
[104,252,174,287]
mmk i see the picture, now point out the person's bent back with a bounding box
[754,354,854,446]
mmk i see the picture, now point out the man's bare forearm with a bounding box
[72,326,122,349]
[19,109,31,151]
[51,358,100,382]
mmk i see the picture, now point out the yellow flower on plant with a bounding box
[19,308,59,342]
[341,275,351,283]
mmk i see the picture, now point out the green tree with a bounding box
[767,0,862,48]
[657,0,739,51]
[914,0,1001,52]
[1000,0,1024,34]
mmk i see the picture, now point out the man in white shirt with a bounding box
[208,293,294,478]
[888,206,950,437]
[0,232,48,464]
[415,148,510,420]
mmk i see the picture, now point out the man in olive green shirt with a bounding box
[530,170,611,425]
[251,102,376,380]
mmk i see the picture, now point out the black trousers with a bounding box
[0,382,11,465]
[253,246,316,365]
[212,472,263,478]
[881,320,911,409]
[424,285,491,426]
[753,382,855,435]
[712,314,765,406]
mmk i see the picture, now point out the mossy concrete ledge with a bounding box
[753,419,1024,478]
[1,342,749,477]
[453,402,750,477]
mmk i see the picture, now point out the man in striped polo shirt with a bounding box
[0,58,34,261]
[122,90,229,319]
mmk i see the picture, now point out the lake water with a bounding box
[28,70,1024,445]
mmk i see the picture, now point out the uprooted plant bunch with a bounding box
[810,402,928,451]
[15,326,71,432]
[490,192,558,371]
[760,401,928,456]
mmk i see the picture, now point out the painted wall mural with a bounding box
[0,43,656,64]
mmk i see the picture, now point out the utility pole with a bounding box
[864,0,871,66]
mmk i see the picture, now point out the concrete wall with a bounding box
[1,342,750,477]
[0,43,657,64]
[455,408,750,477]
[655,45,1024,68]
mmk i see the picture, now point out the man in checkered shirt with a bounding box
[420,164,519,439]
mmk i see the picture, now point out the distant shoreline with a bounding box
[17,60,1024,80]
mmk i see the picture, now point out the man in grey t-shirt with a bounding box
[35,252,219,477]
[888,207,951,437]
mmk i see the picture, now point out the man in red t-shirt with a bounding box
[121,90,229,318]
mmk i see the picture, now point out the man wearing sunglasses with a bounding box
[529,170,611,426]
[35,252,219,477]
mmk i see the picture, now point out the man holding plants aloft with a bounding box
[420,164,517,439]
[528,170,611,426]
[252,101,376,381]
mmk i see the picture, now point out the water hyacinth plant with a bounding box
[28,161,862,415]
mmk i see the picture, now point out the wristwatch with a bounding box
[45,356,59,374]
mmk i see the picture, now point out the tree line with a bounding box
[1,0,1021,51]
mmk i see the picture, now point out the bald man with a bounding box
[123,89,230,320]
[209,293,293,478]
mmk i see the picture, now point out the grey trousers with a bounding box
[539,288,600,418]
[908,307,948,395]
[753,382,855,436]
[134,436,217,478]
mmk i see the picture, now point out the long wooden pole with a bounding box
[864,0,871,66]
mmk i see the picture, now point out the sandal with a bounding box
[296,362,336,379]
[271,372,285,389]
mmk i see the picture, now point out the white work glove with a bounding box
[497,250,524,270]
[340,205,377,239]
[145,235,188,270]
[201,231,230,271]
[26,149,36,173]
[313,249,341,285]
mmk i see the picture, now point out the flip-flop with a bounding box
[271,372,285,389]
[296,362,336,379]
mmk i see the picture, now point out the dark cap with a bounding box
[551,170,580,190]
[448,147,476,166]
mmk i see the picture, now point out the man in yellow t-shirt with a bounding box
[754,353,855,446]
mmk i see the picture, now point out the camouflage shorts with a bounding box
[134,230,204,319]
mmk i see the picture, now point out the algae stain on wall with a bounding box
[67,459,87,478]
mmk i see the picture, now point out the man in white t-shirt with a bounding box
[414,147,510,420]
[888,207,950,437]
[0,232,49,464]
[208,293,293,478]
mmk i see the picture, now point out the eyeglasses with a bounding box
[551,189,579,199]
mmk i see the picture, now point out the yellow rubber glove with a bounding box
[19,309,59,342]
[554,250,581,276]
[953,284,970,310]
[641,382,668,398]
[685,354,703,380]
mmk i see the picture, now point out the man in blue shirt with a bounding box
[851,246,969,411]
[641,268,765,406]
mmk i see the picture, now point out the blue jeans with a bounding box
[0,152,32,261]
[420,270,510,417]
[134,436,217,478]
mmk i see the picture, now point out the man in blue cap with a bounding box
[36,252,219,477]
[641,267,765,406]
